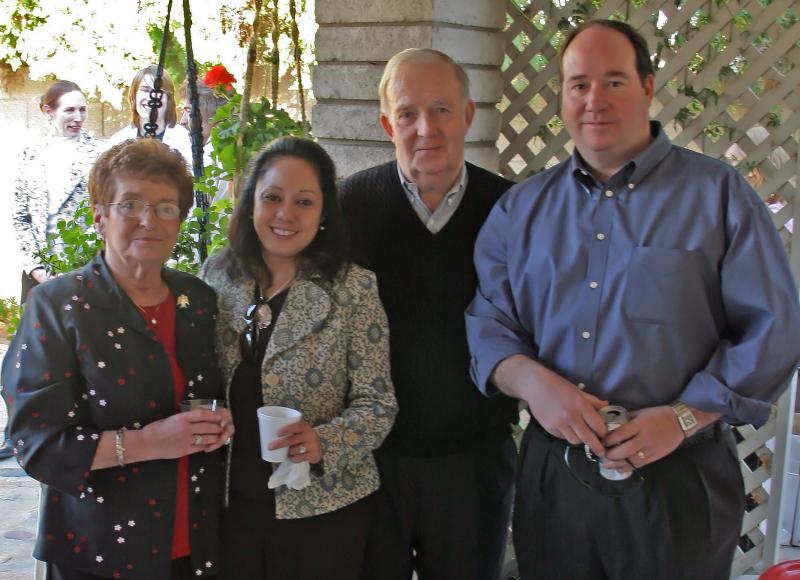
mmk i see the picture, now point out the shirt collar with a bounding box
[570,121,672,194]
[397,162,468,202]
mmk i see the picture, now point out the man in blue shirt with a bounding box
[466,19,800,579]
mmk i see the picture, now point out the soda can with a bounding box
[598,405,631,481]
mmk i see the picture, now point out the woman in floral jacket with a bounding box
[200,136,396,579]
[13,80,103,298]
[2,139,234,579]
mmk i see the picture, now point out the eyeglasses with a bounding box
[562,444,645,497]
[107,200,181,221]
[239,299,269,361]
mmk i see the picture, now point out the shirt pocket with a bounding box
[623,246,699,324]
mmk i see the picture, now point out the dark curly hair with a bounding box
[221,136,348,286]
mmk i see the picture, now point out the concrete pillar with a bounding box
[312,0,506,178]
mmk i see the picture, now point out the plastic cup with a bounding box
[257,406,302,463]
[180,399,225,412]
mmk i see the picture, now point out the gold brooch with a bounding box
[177,294,190,309]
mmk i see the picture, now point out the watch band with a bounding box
[115,429,126,467]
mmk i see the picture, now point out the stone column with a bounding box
[312,0,506,178]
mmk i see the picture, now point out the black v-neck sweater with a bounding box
[340,161,518,456]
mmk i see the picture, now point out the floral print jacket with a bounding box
[12,131,103,272]
[201,254,397,519]
[1,254,224,579]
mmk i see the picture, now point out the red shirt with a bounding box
[140,291,190,559]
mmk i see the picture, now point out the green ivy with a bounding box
[778,9,798,30]
[147,24,188,88]
[0,296,22,340]
[0,0,47,62]
[196,94,306,199]
[733,9,754,30]
[170,199,234,274]
[710,32,728,52]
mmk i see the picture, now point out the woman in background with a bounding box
[108,65,192,166]
[12,79,103,298]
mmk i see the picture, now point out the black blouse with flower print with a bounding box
[1,254,224,580]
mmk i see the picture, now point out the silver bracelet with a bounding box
[115,429,126,467]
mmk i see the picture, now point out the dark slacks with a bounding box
[47,557,198,580]
[221,491,373,580]
[513,422,745,580]
[362,434,516,580]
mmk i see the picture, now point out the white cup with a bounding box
[257,406,302,463]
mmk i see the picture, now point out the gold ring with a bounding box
[637,450,646,460]
[193,434,203,446]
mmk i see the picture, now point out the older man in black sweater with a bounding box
[340,48,518,580]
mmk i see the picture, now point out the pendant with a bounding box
[255,302,272,329]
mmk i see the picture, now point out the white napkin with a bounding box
[268,460,311,490]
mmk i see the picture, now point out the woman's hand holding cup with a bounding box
[269,419,322,464]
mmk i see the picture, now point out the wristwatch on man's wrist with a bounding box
[671,401,698,437]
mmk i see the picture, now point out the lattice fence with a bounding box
[500,0,799,577]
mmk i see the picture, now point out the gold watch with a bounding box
[671,401,698,435]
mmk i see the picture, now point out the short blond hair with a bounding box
[379,48,470,114]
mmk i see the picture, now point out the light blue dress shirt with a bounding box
[466,122,800,427]
[397,163,468,234]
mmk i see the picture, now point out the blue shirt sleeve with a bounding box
[680,176,800,425]
[466,187,538,396]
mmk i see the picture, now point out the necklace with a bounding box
[254,276,294,329]
[135,302,160,326]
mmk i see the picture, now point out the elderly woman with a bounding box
[13,79,103,297]
[108,66,193,166]
[200,136,396,579]
[1,139,234,580]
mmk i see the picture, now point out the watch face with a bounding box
[673,403,698,432]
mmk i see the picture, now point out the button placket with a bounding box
[575,184,616,385]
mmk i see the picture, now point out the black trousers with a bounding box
[221,491,373,580]
[362,434,516,580]
[47,557,198,580]
[513,422,745,580]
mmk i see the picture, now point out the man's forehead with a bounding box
[562,26,637,73]
[387,61,461,107]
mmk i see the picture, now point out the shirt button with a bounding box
[581,331,591,339]
[264,373,280,387]
[604,190,614,198]
[628,183,635,190]
[589,281,599,289]
[596,233,605,241]
[577,382,586,390]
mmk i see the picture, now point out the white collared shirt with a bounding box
[397,163,469,234]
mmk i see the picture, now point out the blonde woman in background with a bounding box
[108,65,193,166]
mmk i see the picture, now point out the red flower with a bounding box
[203,65,235,91]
